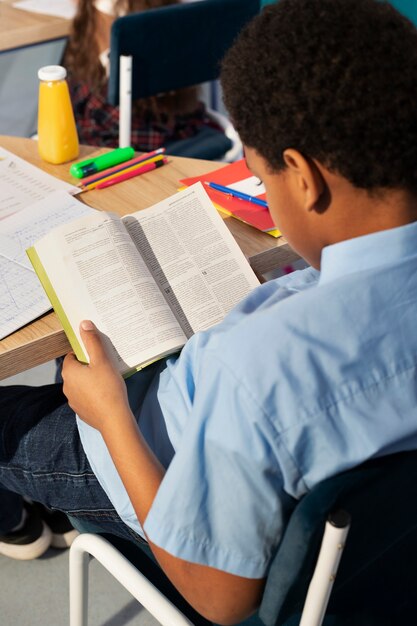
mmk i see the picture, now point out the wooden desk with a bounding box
[0,1,70,52]
[0,135,290,380]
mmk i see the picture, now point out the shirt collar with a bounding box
[319,220,417,285]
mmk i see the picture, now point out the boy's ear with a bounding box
[282,149,325,211]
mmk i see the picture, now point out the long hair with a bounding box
[64,0,178,87]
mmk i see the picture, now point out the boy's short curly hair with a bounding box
[221,0,417,192]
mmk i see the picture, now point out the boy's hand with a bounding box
[62,320,130,431]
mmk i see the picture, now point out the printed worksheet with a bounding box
[0,147,79,221]
[0,191,95,340]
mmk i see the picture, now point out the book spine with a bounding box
[26,247,88,364]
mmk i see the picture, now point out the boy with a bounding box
[1,0,417,623]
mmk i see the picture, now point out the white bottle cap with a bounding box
[38,65,67,82]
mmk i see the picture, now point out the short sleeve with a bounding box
[144,354,294,578]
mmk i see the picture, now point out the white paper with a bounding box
[0,191,95,340]
[33,209,188,373]
[124,183,260,335]
[228,175,266,197]
[12,0,77,19]
[0,147,79,221]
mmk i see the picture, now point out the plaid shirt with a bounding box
[69,78,218,152]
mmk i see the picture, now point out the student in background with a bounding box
[1,1,417,623]
[63,0,220,151]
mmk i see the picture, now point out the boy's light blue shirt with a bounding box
[77,220,417,578]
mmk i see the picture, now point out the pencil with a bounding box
[96,157,168,189]
[78,148,166,187]
[81,154,166,191]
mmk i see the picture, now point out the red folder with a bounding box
[180,159,280,236]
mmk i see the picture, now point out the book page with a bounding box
[32,211,187,373]
[0,191,94,340]
[123,183,260,337]
[0,147,79,221]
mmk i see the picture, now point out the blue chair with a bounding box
[69,449,417,626]
[259,450,417,626]
[107,0,260,161]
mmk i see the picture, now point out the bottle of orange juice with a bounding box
[37,65,79,164]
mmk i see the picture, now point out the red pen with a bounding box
[96,157,168,189]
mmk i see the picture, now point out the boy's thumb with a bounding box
[80,320,105,363]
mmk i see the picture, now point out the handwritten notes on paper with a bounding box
[0,192,95,339]
[0,147,79,221]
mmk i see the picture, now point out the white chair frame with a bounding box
[69,518,350,626]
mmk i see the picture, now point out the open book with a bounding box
[27,183,260,376]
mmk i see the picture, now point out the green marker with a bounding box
[70,146,135,178]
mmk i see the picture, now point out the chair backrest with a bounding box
[107,0,260,158]
[108,0,260,104]
[260,450,417,626]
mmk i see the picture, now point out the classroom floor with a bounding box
[0,361,160,626]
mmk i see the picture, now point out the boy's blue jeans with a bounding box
[0,383,145,545]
